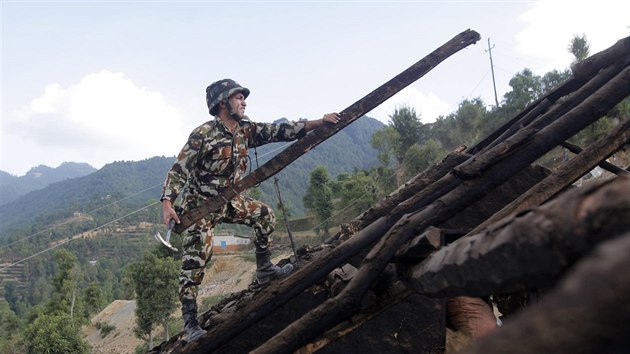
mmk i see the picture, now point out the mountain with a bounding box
[0,157,172,237]
[0,162,97,206]
[0,116,384,239]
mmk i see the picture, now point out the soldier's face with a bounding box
[228,93,247,119]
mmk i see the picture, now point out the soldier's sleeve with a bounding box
[250,120,307,147]
[160,130,204,202]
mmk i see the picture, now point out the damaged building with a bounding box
[149,30,630,353]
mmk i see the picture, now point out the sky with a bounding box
[1,0,629,177]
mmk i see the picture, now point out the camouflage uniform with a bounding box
[161,116,306,303]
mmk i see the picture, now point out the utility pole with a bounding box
[486,38,500,108]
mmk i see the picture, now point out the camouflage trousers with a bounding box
[177,193,275,304]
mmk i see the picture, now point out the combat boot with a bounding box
[255,248,294,284]
[181,298,207,343]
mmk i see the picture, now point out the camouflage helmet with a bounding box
[206,79,250,116]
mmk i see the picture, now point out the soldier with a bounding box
[160,79,339,343]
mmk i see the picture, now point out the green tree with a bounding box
[371,126,399,169]
[403,139,444,181]
[503,69,542,115]
[452,98,486,145]
[129,251,179,349]
[22,313,90,354]
[372,105,425,186]
[83,282,107,318]
[569,33,590,64]
[3,282,19,313]
[390,105,424,153]
[303,166,334,236]
[46,249,84,320]
[390,106,424,185]
[0,300,22,353]
[337,171,378,218]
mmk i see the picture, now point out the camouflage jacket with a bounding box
[161,116,307,205]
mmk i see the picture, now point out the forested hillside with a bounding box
[0,117,382,239]
[0,157,172,238]
[0,116,383,352]
[0,162,96,206]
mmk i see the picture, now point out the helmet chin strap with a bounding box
[223,98,241,120]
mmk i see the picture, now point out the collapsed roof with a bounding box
[151,32,630,354]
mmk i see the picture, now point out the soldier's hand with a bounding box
[322,112,340,124]
[162,200,180,225]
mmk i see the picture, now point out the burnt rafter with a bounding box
[404,176,630,297]
[468,35,630,155]
[154,35,630,354]
[253,66,630,353]
[173,29,481,234]
[469,117,630,235]
[559,141,628,175]
[461,232,630,354]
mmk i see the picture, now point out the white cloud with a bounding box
[515,0,630,73]
[367,86,451,125]
[6,70,184,173]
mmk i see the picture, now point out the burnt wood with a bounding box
[559,141,629,175]
[405,177,630,297]
[469,117,630,235]
[467,35,630,154]
[251,65,630,354]
[462,232,630,354]
[173,29,481,234]
[153,35,630,354]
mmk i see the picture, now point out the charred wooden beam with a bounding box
[159,38,630,354]
[252,66,630,354]
[468,35,630,155]
[393,226,443,263]
[559,140,629,175]
[404,176,630,297]
[464,60,629,170]
[572,35,630,79]
[395,164,549,263]
[174,29,481,234]
[461,232,630,354]
[469,117,630,235]
[326,152,469,244]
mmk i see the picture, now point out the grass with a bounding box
[95,321,116,338]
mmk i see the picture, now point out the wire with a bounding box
[466,69,491,100]
[0,183,162,250]
[255,141,296,160]
[0,201,160,271]
[310,197,362,232]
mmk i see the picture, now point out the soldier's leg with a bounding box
[225,194,293,284]
[179,216,215,342]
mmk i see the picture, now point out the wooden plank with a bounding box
[469,117,630,235]
[173,29,481,234]
[405,177,630,297]
[251,65,630,354]
[462,233,630,354]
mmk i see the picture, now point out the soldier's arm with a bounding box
[251,113,340,146]
[160,129,204,224]
[304,112,340,132]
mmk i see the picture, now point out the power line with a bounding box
[0,183,163,251]
[0,201,160,271]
